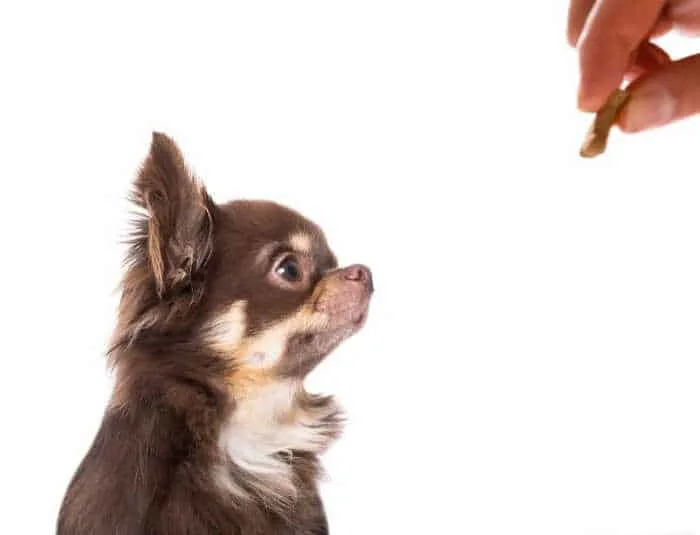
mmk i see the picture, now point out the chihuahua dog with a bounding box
[57,133,373,535]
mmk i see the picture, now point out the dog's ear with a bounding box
[130,132,214,300]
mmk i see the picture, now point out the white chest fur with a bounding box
[215,381,343,505]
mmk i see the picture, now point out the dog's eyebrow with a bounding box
[288,232,313,254]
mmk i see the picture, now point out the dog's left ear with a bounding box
[131,132,214,300]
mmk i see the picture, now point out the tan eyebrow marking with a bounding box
[288,232,312,254]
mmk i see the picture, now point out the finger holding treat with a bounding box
[575,0,667,112]
[569,0,700,155]
[618,53,700,132]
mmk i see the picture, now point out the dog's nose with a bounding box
[344,264,374,293]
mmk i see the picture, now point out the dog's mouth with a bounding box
[353,311,366,327]
[313,264,373,326]
[319,292,371,337]
[304,298,370,345]
[276,271,372,377]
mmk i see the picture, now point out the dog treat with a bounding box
[579,88,629,158]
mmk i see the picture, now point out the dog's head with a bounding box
[114,133,372,393]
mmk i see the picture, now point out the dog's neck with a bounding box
[216,379,344,508]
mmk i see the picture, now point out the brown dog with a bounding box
[57,133,373,535]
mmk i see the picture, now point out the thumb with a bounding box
[619,54,700,132]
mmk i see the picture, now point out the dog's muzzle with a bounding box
[313,264,373,328]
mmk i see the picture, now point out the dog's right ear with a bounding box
[129,132,214,301]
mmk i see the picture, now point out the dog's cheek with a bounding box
[239,324,293,370]
[203,300,248,354]
[238,310,330,371]
[202,302,298,370]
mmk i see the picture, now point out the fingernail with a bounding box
[619,87,676,132]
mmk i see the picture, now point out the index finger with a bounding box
[568,0,597,46]
[578,0,666,111]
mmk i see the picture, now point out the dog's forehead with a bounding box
[220,200,336,263]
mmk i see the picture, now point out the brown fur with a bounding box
[57,133,372,535]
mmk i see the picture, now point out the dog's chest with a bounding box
[215,381,343,503]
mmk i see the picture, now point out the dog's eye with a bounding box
[275,255,303,283]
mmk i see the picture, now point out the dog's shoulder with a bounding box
[56,375,223,534]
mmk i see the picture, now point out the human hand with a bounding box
[568,0,700,132]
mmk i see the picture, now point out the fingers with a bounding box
[618,54,700,132]
[568,0,597,46]
[634,41,672,70]
[625,42,672,82]
[578,0,666,112]
[568,0,672,46]
[650,15,674,37]
[666,0,700,34]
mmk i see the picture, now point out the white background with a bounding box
[2,1,699,534]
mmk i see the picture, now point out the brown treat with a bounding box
[579,88,630,158]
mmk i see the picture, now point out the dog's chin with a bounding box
[279,306,369,378]
[325,299,371,341]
